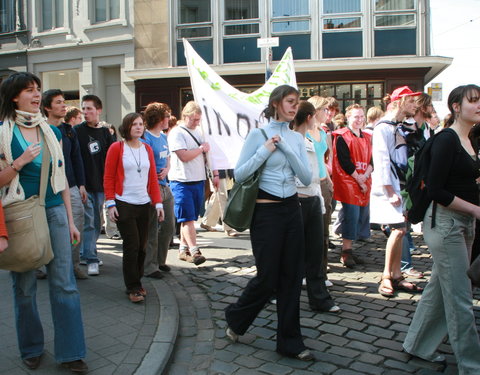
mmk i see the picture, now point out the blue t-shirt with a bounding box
[11,125,63,208]
[307,130,328,179]
[142,130,169,186]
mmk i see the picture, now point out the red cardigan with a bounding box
[104,141,162,205]
[0,202,8,239]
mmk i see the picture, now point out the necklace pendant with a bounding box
[137,168,141,173]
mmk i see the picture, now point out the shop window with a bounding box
[0,0,15,33]
[41,0,64,31]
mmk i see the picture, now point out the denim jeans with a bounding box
[70,186,85,269]
[338,202,370,241]
[400,236,413,271]
[81,192,104,264]
[404,203,480,374]
[11,204,86,362]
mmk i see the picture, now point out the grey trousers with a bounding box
[403,203,480,375]
[70,186,84,269]
[144,185,176,275]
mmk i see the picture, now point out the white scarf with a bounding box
[0,110,66,206]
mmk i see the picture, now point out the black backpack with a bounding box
[402,128,461,226]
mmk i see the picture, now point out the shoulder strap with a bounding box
[39,132,50,206]
[180,126,201,146]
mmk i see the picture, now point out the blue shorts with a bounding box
[169,180,205,223]
[341,202,370,241]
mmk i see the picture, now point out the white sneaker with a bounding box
[87,263,100,276]
[302,278,307,286]
[325,280,333,287]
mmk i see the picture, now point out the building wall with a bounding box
[134,0,170,69]
[8,0,136,124]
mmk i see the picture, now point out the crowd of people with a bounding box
[0,71,479,373]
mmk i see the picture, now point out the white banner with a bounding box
[183,39,297,170]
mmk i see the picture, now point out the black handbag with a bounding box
[223,129,268,232]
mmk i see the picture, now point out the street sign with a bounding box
[257,37,279,48]
[430,82,442,101]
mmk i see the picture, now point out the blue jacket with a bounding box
[235,120,311,198]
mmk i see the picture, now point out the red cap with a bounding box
[390,86,422,102]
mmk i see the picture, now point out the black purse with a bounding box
[223,129,268,232]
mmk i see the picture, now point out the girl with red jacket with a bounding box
[104,113,164,303]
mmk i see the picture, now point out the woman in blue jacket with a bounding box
[225,85,313,361]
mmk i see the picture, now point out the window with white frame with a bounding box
[176,0,213,65]
[223,0,260,63]
[374,0,417,56]
[321,0,363,58]
[0,0,15,33]
[40,0,64,31]
[271,0,311,60]
[94,0,120,23]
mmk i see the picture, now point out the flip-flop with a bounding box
[378,275,395,297]
[393,276,423,293]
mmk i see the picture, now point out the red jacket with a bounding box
[332,127,372,206]
[0,202,7,239]
[104,141,162,205]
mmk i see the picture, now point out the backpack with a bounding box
[401,128,461,226]
[378,120,425,189]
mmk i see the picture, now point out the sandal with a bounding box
[393,276,423,293]
[340,249,356,268]
[378,275,395,297]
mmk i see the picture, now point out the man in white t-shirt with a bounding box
[168,101,218,265]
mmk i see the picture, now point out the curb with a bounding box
[134,279,179,375]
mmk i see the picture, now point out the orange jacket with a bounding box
[0,202,8,239]
[332,127,372,206]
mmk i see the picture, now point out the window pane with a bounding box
[0,0,15,33]
[352,84,366,101]
[55,0,64,27]
[42,0,53,30]
[179,27,211,38]
[322,31,363,58]
[110,0,120,20]
[223,37,261,63]
[272,0,309,17]
[179,0,211,23]
[95,0,107,22]
[324,17,361,30]
[323,0,361,14]
[225,24,259,35]
[273,20,310,33]
[337,84,351,99]
[177,40,213,66]
[319,85,335,97]
[375,15,415,27]
[272,34,311,60]
[367,83,383,98]
[225,0,258,20]
[375,29,416,56]
[375,0,415,11]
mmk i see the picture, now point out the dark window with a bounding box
[273,34,311,60]
[374,28,416,56]
[223,37,260,63]
[322,31,362,58]
[177,40,213,66]
[0,0,15,33]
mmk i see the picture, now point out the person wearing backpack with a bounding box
[370,86,424,297]
[403,85,480,374]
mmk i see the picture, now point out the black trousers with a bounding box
[299,196,335,311]
[225,199,306,356]
[115,200,150,292]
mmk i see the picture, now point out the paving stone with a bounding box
[345,330,377,343]
[234,354,265,368]
[258,362,294,375]
[319,323,348,336]
[365,326,396,339]
[346,340,378,354]
[350,361,385,375]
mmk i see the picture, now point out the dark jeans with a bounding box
[299,196,335,311]
[225,199,306,356]
[115,200,150,292]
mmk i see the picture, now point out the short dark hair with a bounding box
[119,112,143,141]
[81,94,103,109]
[144,102,171,130]
[41,89,64,116]
[0,72,41,120]
[293,101,315,129]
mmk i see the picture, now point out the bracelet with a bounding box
[10,162,19,172]
[213,174,219,177]
[106,203,116,208]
